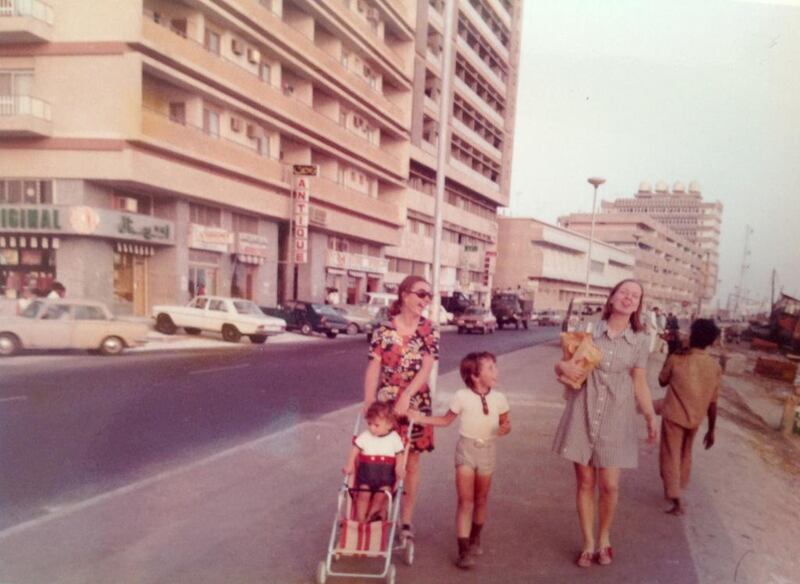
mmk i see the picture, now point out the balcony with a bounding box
[459,0,510,60]
[456,35,507,94]
[453,77,504,127]
[140,16,405,178]
[0,0,53,43]
[138,108,287,187]
[0,95,52,137]
[452,116,502,160]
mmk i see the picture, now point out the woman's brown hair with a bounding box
[601,279,645,333]
[388,275,430,317]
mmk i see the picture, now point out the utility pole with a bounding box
[733,224,753,317]
[770,268,777,312]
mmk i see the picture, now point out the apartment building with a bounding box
[384,0,522,306]
[0,0,415,314]
[601,181,722,300]
[558,212,706,314]
[495,217,635,311]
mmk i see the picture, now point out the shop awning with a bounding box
[0,235,59,249]
[326,267,347,276]
[116,242,155,256]
[236,254,265,265]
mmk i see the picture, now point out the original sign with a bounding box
[293,176,311,264]
[293,165,319,176]
[188,224,232,253]
[235,232,269,257]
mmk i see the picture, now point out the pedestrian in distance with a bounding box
[552,279,658,568]
[665,312,681,354]
[47,281,65,299]
[364,274,440,543]
[409,351,511,570]
[342,401,406,523]
[656,318,722,516]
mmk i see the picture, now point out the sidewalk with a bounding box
[0,343,798,583]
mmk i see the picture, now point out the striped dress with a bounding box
[552,319,650,469]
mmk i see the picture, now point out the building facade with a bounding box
[0,0,417,314]
[495,216,635,311]
[558,212,706,314]
[384,0,522,306]
[600,181,722,301]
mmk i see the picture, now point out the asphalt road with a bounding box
[0,325,560,531]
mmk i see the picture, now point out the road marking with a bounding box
[188,363,251,375]
[0,396,27,404]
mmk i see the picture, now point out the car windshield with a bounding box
[233,300,263,316]
[313,304,341,316]
[20,300,44,318]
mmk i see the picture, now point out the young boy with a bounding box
[657,319,722,516]
[409,351,511,569]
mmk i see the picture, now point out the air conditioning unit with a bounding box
[231,39,244,55]
[246,124,261,139]
[247,48,261,63]
[353,116,363,128]
[230,117,242,132]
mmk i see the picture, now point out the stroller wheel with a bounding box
[385,564,396,584]
[403,540,415,566]
[316,560,327,584]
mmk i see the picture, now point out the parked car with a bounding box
[423,305,454,326]
[331,305,373,335]
[261,301,349,338]
[364,292,396,316]
[537,310,563,327]
[364,306,391,343]
[442,291,473,317]
[561,297,605,332]
[0,298,149,356]
[490,293,531,330]
[456,306,497,335]
[152,295,286,343]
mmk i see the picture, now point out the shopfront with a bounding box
[231,232,268,300]
[325,249,388,305]
[187,223,232,298]
[0,206,174,313]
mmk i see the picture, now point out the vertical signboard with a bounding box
[292,165,317,264]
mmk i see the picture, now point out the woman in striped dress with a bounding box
[552,279,658,568]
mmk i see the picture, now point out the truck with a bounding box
[490,292,531,330]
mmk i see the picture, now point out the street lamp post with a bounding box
[584,177,606,298]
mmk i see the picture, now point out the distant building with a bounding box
[558,212,705,314]
[600,181,722,300]
[495,217,635,311]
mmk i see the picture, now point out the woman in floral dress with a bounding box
[364,275,440,541]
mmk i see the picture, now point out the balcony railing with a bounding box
[0,0,54,24]
[0,94,52,120]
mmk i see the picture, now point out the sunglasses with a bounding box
[410,290,432,300]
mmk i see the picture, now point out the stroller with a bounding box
[315,415,415,584]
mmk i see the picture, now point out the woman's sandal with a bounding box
[596,546,614,566]
[576,550,594,568]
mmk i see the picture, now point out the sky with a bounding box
[508,0,800,310]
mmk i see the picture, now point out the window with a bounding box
[260,62,271,84]
[43,304,70,320]
[203,108,220,137]
[189,203,222,227]
[204,29,221,55]
[233,213,258,234]
[192,297,209,309]
[169,102,186,125]
[74,305,107,320]
[0,180,52,204]
[208,299,227,312]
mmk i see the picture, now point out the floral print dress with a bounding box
[369,317,440,453]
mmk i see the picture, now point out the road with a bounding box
[0,325,560,531]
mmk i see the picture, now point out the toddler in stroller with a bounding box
[343,401,406,522]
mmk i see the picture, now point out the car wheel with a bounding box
[222,324,241,343]
[300,323,312,336]
[346,323,359,336]
[155,313,176,335]
[326,331,338,339]
[184,327,202,335]
[249,334,267,344]
[0,332,21,356]
[99,335,125,356]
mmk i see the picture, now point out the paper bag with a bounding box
[559,332,603,390]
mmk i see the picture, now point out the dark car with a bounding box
[490,293,531,330]
[441,291,473,317]
[364,306,390,342]
[261,301,349,338]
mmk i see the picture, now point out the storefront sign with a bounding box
[293,166,318,264]
[483,250,497,286]
[188,224,232,253]
[0,205,175,245]
[235,232,269,257]
[325,249,388,275]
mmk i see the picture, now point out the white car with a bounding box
[152,295,286,343]
[0,299,149,356]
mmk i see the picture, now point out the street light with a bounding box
[584,177,606,298]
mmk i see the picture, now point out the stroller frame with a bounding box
[316,415,415,584]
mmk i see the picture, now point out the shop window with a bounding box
[233,213,258,234]
[189,203,222,227]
